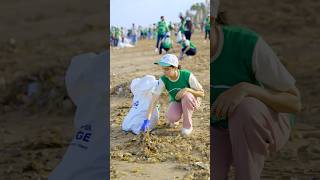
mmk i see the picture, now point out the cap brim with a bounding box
[158,62,171,67]
[153,60,171,67]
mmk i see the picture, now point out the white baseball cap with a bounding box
[186,17,191,21]
[154,54,179,67]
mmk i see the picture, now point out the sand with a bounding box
[0,0,106,179]
[110,32,210,179]
[0,0,319,179]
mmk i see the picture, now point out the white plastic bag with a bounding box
[48,51,108,180]
[121,75,159,134]
[118,38,134,48]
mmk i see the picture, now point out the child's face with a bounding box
[162,66,176,77]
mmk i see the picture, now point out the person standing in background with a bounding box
[131,23,138,45]
[204,14,210,41]
[179,15,186,35]
[114,26,121,47]
[184,17,193,40]
[155,16,169,53]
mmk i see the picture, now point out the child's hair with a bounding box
[171,65,181,69]
[216,11,228,25]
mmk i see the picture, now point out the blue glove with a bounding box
[140,119,150,133]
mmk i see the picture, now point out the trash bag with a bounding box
[48,51,108,180]
[118,38,134,48]
[121,75,159,134]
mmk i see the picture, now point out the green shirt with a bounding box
[160,69,191,102]
[115,28,121,38]
[210,26,259,128]
[179,20,186,33]
[205,17,210,31]
[157,20,169,36]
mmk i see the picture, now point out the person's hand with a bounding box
[175,88,189,100]
[212,82,248,119]
[140,119,151,133]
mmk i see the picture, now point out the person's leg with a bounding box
[211,126,233,180]
[229,97,291,180]
[184,31,188,40]
[159,42,163,54]
[135,35,138,44]
[115,39,119,47]
[165,101,182,123]
[180,92,198,129]
[156,34,161,49]
[113,38,117,47]
[160,34,165,42]
[185,31,191,40]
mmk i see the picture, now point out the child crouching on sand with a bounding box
[140,54,204,136]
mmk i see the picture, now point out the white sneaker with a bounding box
[154,48,158,52]
[181,127,193,136]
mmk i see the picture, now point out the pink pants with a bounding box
[165,92,198,129]
[211,97,291,180]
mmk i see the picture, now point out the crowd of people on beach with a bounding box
[110,14,210,59]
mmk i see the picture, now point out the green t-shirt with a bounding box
[115,28,121,38]
[157,20,169,36]
[160,69,191,102]
[205,17,210,31]
[210,26,259,128]
[179,20,186,33]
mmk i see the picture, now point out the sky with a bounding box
[110,0,207,28]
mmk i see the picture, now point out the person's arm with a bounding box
[214,82,301,119]
[176,73,205,100]
[214,37,302,118]
[186,88,204,97]
[182,46,190,54]
[165,22,170,33]
[251,37,301,112]
[146,95,160,120]
[176,87,204,100]
[241,82,300,112]
[147,79,165,119]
